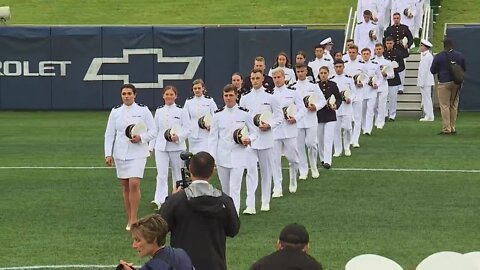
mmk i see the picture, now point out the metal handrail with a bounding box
[343,7,353,52]
[351,11,357,40]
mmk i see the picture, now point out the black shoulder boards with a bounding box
[243,89,251,95]
[357,22,363,25]
[359,60,365,63]
[238,106,249,112]
[324,58,331,61]
[214,107,225,113]
[329,75,336,79]
[204,95,212,99]
[157,105,164,109]
[137,103,146,107]
[344,60,349,63]
[187,96,194,100]
[265,89,274,94]
[176,104,183,108]
[345,74,352,78]
[372,61,378,64]
[113,104,122,109]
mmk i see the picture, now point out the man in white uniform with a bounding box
[417,39,435,121]
[308,44,334,80]
[355,10,379,54]
[292,63,326,180]
[320,37,334,62]
[208,84,255,214]
[360,47,384,135]
[271,68,306,197]
[240,69,283,214]
[372,43,395,129]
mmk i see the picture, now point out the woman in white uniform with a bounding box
[183,79,218,153]
[104,83,156,231]
[268,52,296,84]
[149,86,190,210]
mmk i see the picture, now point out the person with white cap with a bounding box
[354,10,379,54]
[308,44,334,80]
[320,37,334,62]
[183,79,218,154]
[417,39,435,121]
[271,68,306,197]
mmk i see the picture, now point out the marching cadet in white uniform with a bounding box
[392,0,417,33]
[208,84,255,215]
[331,60,356,157]
[104,83,156,231]
[355,10,379,54]
[271,68,306,197]
[372,43,395,129]
[320,37,334,62]
[183,79,218,154]
[240,69,283,214]
[414,0,426,38]
[149,86,191,210]
[360,47,384,135]
[344,45,366,148]
[268,52,297,84]
[417,39,435,121]
[342,39,363,62]
[309,44,334,80]
[293,63,326,179]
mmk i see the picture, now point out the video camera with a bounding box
[177,151,193,189]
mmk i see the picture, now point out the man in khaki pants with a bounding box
[430,39,466,135]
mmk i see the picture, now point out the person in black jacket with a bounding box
[316,66,342,169]
[243,56,275,93]
[250,223,323,270]
[159,151,240,270]
[383,36,406,122]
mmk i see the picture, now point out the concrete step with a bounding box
[404,85,421,93]
[406,69,418,77]
[398,93,422,102]
[397,102,422,111]
[406,61,420,69]
[404,77,418,85]
[406,53,421,61]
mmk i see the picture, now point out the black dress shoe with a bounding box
[437,131,451,135]
[323,163,331,169]
[321,161,324,165]
[451,130,457,135]
[388,118,395,122]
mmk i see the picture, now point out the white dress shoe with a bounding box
[289,185,297,193]
[299,174,307,180]
[344,148,352,156]
[311,169,320,179]
[353,143,360,148]
[333,153,341,157]
[260,204,270,212]
[272,191,283,198]
[242,207,256,215]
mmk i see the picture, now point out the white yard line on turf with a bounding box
[0,166,479,173]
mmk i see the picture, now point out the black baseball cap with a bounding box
[279,223,309,244]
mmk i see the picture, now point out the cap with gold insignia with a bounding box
[125,122,147,139]
[282,104,297,120]
[303,93,319,108]
[420,39,432,48]
[198,113,213,129]
[164,124,181,142]
[253,111,273,127]
[233,126,249,145]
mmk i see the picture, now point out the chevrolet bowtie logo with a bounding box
[83,48,202,88]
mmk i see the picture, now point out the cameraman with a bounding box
[159,151,240,270]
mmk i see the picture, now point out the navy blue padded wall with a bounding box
[50,27,103,109]
[0,27,52,109]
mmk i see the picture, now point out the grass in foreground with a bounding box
[0,111,479,269]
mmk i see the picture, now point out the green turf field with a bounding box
[0,111,479,270]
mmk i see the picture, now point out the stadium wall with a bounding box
[0,26,344,110]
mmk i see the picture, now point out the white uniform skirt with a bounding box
[114,158,147,179]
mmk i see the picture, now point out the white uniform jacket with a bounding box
[272,85,307,140]
[104,102,156,160]
[354,20,379,53]
[372,55,395,92]
[362,59,384,99]
[344,59,366,102]
[417,50,434,87]
[183,95,218,139]
[149,104,191,152]
[239,87,283,150]
[208,105,255,168]
[308,57,334,80]
[330,74,355,116]
[289,79,327,129]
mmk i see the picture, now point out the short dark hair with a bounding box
[346,38,354,43]
[121,83,137,94]
[361,47,371,53]
[189,151,215,179]
[443,38,454,49]
[251,68,264,75]
[223,84,238,94]
[232,72,243,80]
[375,43,384,48]
[314,44,325,50]
[334,59,344,65]
[295,62,308,69]
[363,10,372,16]
[385,36,395,42]
[130,214,169,247]
[393,12,401,17]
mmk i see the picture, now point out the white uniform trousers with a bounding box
[399,70,406,91]
[334,115,352,155]
[188,137,208,154]
[297,127,319,176]
[351,100,364,145]
[245,148,273,209]
[317,121,336,165]
[387,85,400,119]
[153,150,183,204]
[362,97,378,134]
[420,86,434,120]
[272,138,299,194]
[375,90,388,128]
[217,165,244,215]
